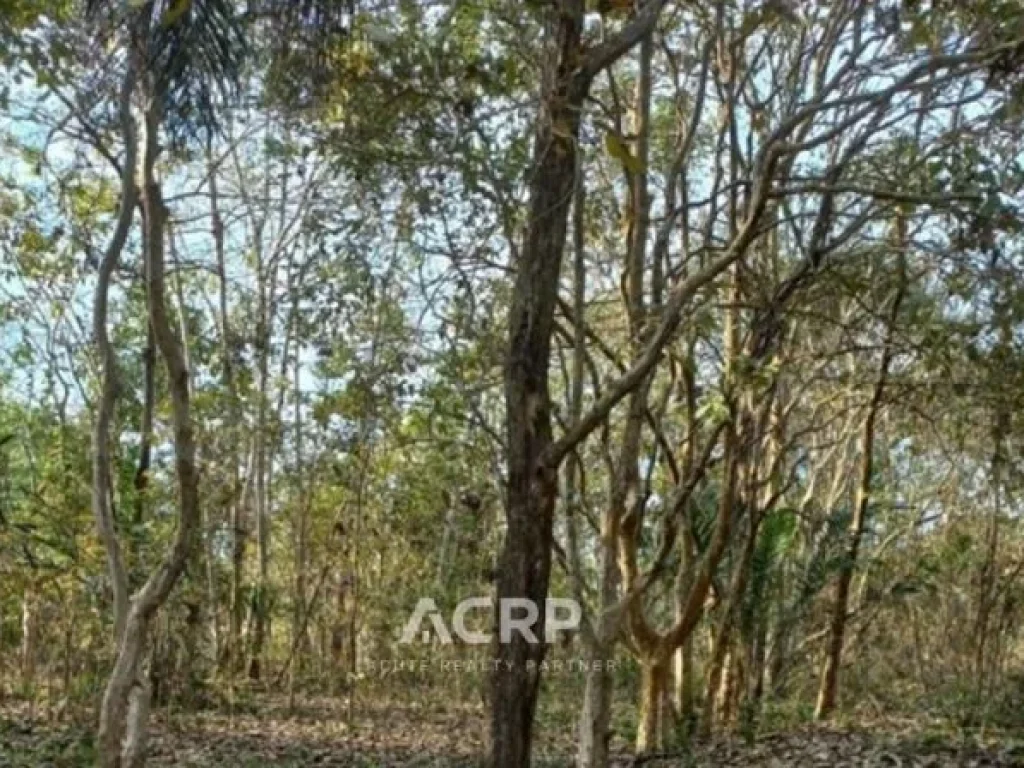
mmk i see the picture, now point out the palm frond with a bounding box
[83,0,361,143]
[152,0,248,144]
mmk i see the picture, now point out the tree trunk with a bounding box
[701,512,758,737]
[134,324,154,527]
[62,607,74,713]
[574,518,623,768]
[974,310,1009,699]
[291,355,310,686]
[492,7,588,766]
[19,589,36,702]
[203,508,221,674]
[493,3,666,764]
[673,636,695,727]
[577,651,613,768]
[673,538,697,726]
[636,658,669,754]
[98,612,151,768]
[331,571,349,688]
[91,54,139,767]
[625,422,740,752]
[208,141,247,675]
[702,628,729,738]
[436,494,458,592]
[722,648,744,730]
[815,259,905,720]
[91,60,137,660]
[566,158,617,768]
[97,69,200,767]
[122,678,152,768]
[248,271,270,682]
[748,610,767,711]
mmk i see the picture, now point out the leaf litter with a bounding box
[1,697,1022,766]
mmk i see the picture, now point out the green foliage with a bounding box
[4,0,1024,759]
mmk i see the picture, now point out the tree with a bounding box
[494,3,667,764]
[2,1,1024,766]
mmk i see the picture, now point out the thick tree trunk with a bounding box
[492,7,587,766]
[815,553,855,718]
[122,678,152,768]
[725,649,745,728]
[672,636,695,726]
[493,3,666,764]
[702,629,729,738]
[636,658,669,754]
[98,612,150,767]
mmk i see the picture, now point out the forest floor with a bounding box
[1,694,1023,766]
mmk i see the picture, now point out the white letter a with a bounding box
[399,598,453,644]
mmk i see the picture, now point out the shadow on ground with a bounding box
[2,698,1023,766]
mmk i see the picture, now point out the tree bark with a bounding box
[92,51,139,767]
[578,28,655,768]
[208,140,247,675]
[492,5,589,766]
[121,679,152,768]
[19,588,36,700]
[636,659,669,753]
[815,258,905,720]
[701,508,759,738]
[577,655,614,768]
[248,295,270,681]
[134,324,154,526]
[672,533,697,725]
[91,59,137,655]
[291,353,310,690]
[97,63,201,767]
[492,3,668,764]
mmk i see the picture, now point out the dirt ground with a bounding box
[1,696,1022,766]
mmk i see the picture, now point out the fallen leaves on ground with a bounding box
[1,697,1022,766]
[625,727,1024,767]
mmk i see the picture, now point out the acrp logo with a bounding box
[398,597,581,644]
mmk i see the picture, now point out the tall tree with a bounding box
[494,3,666,764]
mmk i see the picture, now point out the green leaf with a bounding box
[161,0,191,27]
[604,131,644,175]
